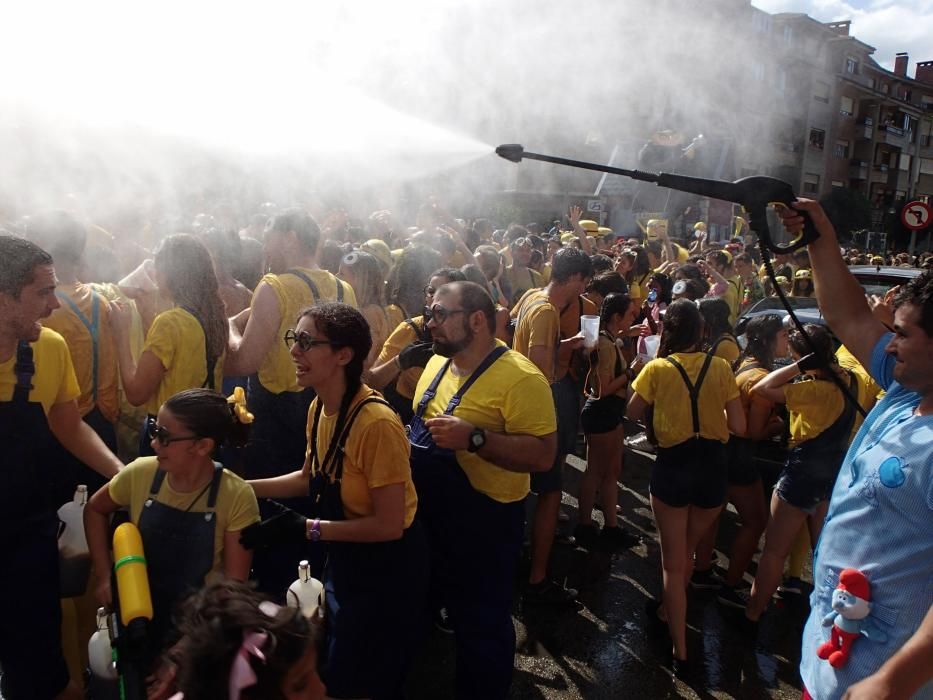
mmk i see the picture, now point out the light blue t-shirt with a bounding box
[800,333,933,700]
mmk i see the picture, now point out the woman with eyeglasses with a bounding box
[110,234,227,456]
[242,303,427,700]
[368,267,466,422]
[84,388,259,656]
[338,250,404,369]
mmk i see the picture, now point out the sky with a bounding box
[753,0,933,72]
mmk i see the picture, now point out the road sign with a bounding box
[586,199,602,213]
[901,201,931,230]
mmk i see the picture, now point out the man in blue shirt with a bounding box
[778,201,932,700]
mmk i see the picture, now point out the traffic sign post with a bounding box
[902,201,931,255]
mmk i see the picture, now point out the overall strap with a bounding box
[13,341,36,403]
[331,396,392,481]
[205,463,224,509]
[708,333,735,358]
[734,361,764,379]
[310,394,393,480]
[666,353,716,437]
[405,317,430,343]
[180,306,217,391]
[335,278,344,303]
[149,468,167,496]
[442,345,508,415]
[286,269,321,301]
[414,359,453,419]
[56,290,101,401]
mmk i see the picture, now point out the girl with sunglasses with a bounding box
[85,388,259,657]
[244,303,427,700]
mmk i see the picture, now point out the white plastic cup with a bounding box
[581,315,600,349]
[643,334,660,359]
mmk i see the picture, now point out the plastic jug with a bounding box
[58,485,91,597]
[88,607,117,680]
[286,560,325,619]
[580,315,600,349]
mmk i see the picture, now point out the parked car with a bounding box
[849,265,921,297]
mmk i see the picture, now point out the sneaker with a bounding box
[689,568,724,590]
[434,607,454,634]
[671,657,691,681]
[777,576,805,597]
[524,579,581,610]
[716,585,751,610]
[624,432,656,454]
[573,523,600,549]
[598,525,641,552]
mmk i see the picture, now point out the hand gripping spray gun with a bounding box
[111,523,153,700]
[496,145,864,415]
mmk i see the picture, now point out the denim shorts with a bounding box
[650,438,728,509]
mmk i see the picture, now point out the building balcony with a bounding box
[849,160,869,180]
[870,166,889,184]
[877,124,907,148]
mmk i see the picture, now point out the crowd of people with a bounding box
[0,196,930,700]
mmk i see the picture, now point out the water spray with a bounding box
[496,144,865,416]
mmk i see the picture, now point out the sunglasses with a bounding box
[284,329,338,352]
[423,304,467,325]
[147,418,200,447]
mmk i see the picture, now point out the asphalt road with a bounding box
[408,434,809,700]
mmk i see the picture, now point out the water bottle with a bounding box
[86,607,120,699]
[58,485,91,597]
[286,560,325,618]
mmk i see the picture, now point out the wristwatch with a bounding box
[467,427,486,453]
[308,518,322,542]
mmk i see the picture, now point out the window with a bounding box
[881,83,889,94]
[809,128,826,150]
[920,158,933,175]
[776,69,787,93]
[814,81,830,102]
[845,57,859,74]
[899,154,911,171]
[803,173,821,194]
[750,61,765,82]
[783,25,794,44]
[833,140,850,158]
[832,180,845,188]
[840,96,855,116]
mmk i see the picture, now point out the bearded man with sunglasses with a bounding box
[408,281,557,699]
[0,235,122,700]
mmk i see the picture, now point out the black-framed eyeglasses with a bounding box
[423,304,467,325]
[146,418,200,447]
[284,329,338,352]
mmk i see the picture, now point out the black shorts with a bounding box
[726,436,760,487]
[650,438,728,509]
[0,518,70,700]
[580,395,626,435]
[530,375,580,494]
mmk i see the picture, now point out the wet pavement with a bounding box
[407,428,809,699]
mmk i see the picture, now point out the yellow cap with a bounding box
[693,222,707,231]
[360,239,393,270]
[597,226,613,238]
[578,219,599,233]
[646,219,668,240]
[795,268,812,279]
[560,233,575,245]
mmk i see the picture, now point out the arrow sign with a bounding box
[901,201,931,230]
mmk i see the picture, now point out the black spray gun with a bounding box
[496,144,865,416]
[495,144,819,254]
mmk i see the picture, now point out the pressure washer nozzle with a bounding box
[495,144,525,163]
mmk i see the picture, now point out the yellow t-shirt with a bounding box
[588,333,628,399]
[631,351,739,448]
[255,268,358,394]
[414,347,556,503]
[43,283,120,423]
[717,276,743,325]
[510,290,560,383]
[376,316,425,400]
[630,272,651,304]
[734,358,769,417]
[362,303,405,368]
[108,456,260,577]
[540,264,552,285]
[785,377,845,446]
[306,386,417,527]
[710,334,741,367]
[836,345,881,436]
[505,266,543,307]
[142,307,225,416]
[0,327,80,414]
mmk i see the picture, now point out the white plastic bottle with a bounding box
[286,560,325,618]
[88,607,118,680]
[58,485,91,597]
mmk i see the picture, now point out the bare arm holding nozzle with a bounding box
[777,200,886,371]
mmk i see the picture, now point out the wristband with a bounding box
[308,518,322,542]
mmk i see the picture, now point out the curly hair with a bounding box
[893,269,933,336]
[166,580,320,700]
[154,234,228,370]
[0,234,53,298]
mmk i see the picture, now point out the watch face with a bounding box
[470,430,485,449]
